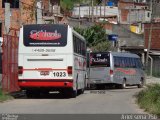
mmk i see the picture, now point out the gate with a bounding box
[2,29,20,93]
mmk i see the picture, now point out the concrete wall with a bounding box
[112,24,144,47]
[72,6,119,19]
[118,1,151,24]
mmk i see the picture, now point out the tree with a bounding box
[60,0,74,14]
[74,24,111,52]
[60,0,103,14]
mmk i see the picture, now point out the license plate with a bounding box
[40,71,50,76]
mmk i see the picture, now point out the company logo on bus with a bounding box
[30,30,62,40]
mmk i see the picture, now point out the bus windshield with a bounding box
[23,24,68,47]
[90,53,110,67]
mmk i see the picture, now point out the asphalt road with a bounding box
[0,86,145,114]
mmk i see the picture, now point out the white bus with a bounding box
[18,24,87,98]
[87,52,145,89]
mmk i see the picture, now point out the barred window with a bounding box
[2,0,19,8]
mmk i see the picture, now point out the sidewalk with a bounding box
[146,76,160,84]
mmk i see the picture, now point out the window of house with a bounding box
[2,0,19,8]
[147,12,150,18]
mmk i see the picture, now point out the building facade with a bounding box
[118,1,151,24]
[0,0,61,36]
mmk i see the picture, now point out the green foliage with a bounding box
[92,41,111,52]
[60,0,103,12]
[0,89,12,102]
[136,84,160,117]
[74,24,111,52]
[60,0,75,12]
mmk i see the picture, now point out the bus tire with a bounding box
[26,90,34,98]
[137,79,144,88]
[121,79,126,89]
[27,90,41,98]
[80,76,86,94]
[71,90,77,98]
[80,88,85,94]
[71,77,78,98]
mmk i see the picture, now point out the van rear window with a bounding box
[90,53,110,67]
[23,24,68,47]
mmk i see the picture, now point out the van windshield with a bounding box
[90,53,110,67]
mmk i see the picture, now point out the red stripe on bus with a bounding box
[18,79,73,81]
[23,68,67,71]
[115,68,136,75]
[18,81,73,87]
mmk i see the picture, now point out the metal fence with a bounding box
[2,34,20,93]
[146,55,160,78]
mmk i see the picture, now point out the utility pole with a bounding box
[79,0,81,27]
[100,2,102,18]
[104,0,106,19]
[4,3,10,34]
[89,3,91,22]
[146,0,153,66]
[37,1,43,24]
[91,0,94,22]
[79,1,80,20]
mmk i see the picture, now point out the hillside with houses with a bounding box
[0,0,160,78]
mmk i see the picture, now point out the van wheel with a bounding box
[137,79,144,88]
[121,79,126,89]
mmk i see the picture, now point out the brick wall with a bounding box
[0,0,45,35]
[144,23,160,50]
[118,1,133,9]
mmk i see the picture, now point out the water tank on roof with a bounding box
[107,1,114,6]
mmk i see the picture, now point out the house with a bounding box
[118,1,151,24]
[72,4,119,24]
[0,0,61,36]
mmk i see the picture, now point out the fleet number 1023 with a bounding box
[53,72,66,77]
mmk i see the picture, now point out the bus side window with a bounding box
[135,58,139,68]
[82,42,85,56]
[114,57,120,67]
[132,58,136,68]
[137,59,143,69]
[73,35,76,53]
[124,57,129,68]
[127,57,131,68]
[121,57,125,68]
[129,58,134,68]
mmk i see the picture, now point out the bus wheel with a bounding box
[137,79,144,88]
[80,76,86,94]
[26,90,34,98]
[70,89,77,98]
[121,79,126,89]
[70,78,78,98]
[26,90,41,98]
[80,88,85,94]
